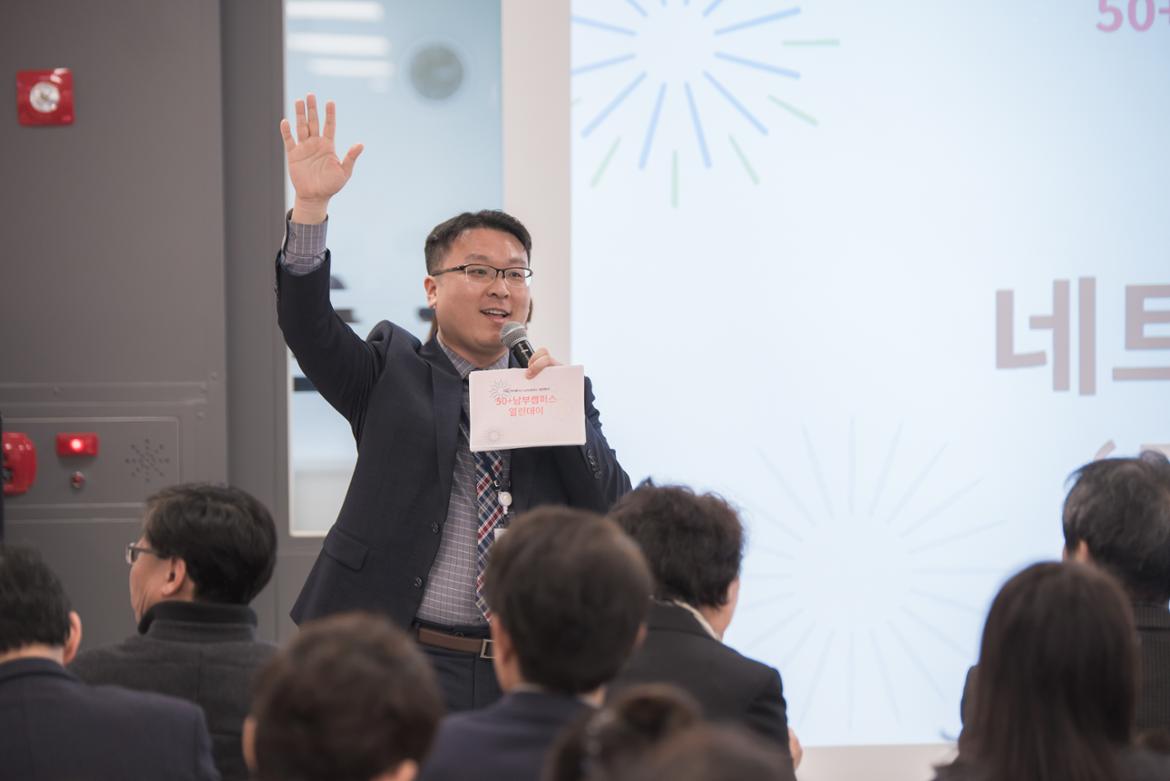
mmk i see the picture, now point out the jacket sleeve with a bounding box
[744,667,796,779]
[275,251,387,434]
[550,375,632,512]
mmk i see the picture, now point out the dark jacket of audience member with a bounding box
[0,545,220,781]
[544,684,700,781]
[606,485,793,772]
[940,562,1170,781]
[420,507,653,781]
[246,612,443,781]
[70,483,278,781]
[961,451,1170,732]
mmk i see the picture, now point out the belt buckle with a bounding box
[479,638,494,660]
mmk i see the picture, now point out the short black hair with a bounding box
[484,506,652,695]
[0,545,72,654]
[424,210,532,274]
[609,485,744,608]
[545,684,701,781]
[143,483,277,605]
[1062,450,1170,602]
[625,724,795,781]
[250,612,443,781]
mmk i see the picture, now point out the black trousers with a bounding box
[416,622,503,713]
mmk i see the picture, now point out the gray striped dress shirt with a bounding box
[282,215,510,626]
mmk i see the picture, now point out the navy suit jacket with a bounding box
[608,603,795,776]
[0,657,220,781]
[419,690,590,781]
[277,255,631,627]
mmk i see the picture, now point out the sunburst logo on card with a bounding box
[572,0,838,206]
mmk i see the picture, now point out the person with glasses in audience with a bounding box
[0,545,219,781]
[274,94,631,712]
[70,483,277,781]
[939,561,1170,781]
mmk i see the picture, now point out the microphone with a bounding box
[500,321,535,368]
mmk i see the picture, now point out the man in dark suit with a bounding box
[245,612,443,781]
[0,545,220,781]
[69,483,278,781]
[607,485,798,778]
[960,450,1170,732]
[419,507,653,781]
[275,94,631,712]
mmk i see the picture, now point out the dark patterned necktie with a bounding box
[473,448,506,620]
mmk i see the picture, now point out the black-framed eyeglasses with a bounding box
[431,263,533,288]
[125,543,162,566]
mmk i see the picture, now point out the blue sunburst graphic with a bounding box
[572,0,839,205]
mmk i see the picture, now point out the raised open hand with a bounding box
[279,94,364,223]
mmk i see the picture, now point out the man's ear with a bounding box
[1063,539,1093,563]
[375,759,419,781]
[242,716,258,774]
[63,611,83,665]
[631,622,648,653]
[161,557,189,597]
[424,275,438,308]
[489,619,514,662]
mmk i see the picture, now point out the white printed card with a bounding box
[468,365,586,451]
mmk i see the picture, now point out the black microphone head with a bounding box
[500,321,529,350]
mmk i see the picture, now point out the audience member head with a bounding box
[1062,449,1170,603]
[621,724,794,781]
[483,506,653,698]
[608,484,744,637]
[545,684,701,781]
[958,561,1137,781]
[245,612,443,781]
[129,483,277,621]
[0,545,82,665]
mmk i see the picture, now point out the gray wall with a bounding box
[1,0,305,647]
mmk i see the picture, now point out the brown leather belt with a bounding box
[416,626,494,659]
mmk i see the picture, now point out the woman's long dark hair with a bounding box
[954,561,1138,781]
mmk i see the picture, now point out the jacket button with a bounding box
[431,522,440,533]
[412,577,423,588]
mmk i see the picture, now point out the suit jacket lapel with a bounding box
[422,338,463,504]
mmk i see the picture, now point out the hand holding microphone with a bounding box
[501,322,560,379]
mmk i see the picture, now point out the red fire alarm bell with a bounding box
[2,432,37,496]
[17,68,74,126]
[56,432,99,457]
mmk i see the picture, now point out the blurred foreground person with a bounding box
[245,612,443,781]
[940,562,1170,781]
[544,683,700,781]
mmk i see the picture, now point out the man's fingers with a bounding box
[341,143,364,177]
[294,99,308,142]
[306,93,320,137]
[524,348,559,378]
[279,118,296,152]
[323,101,336,140]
